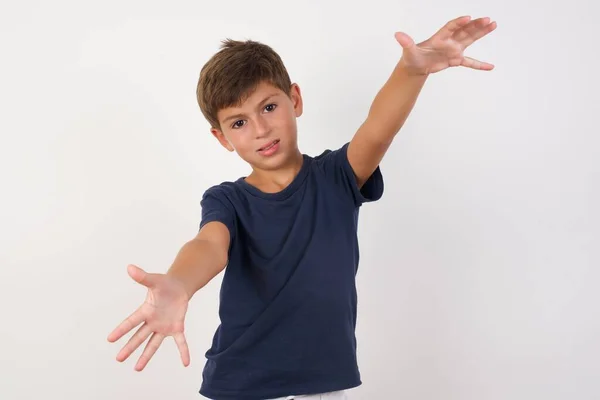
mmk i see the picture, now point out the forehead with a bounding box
[246,81,284,99]
[219,82,284,114]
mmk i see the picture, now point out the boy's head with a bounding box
[196,39,303,172]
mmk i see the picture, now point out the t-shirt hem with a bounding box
[199,378,362,400]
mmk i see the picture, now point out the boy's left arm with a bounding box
[348,15,497,188]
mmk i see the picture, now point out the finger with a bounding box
[465,20,497,46]
[461,56,495,70]
[135,332,165,371]
[127,264,158,288]
[174,332,191,367]
[394,32,415,50]
[455,18,497,47]
[116,322,153,362]
[107,307,145,342]
[436,15,472,40]
[452,17,487,42]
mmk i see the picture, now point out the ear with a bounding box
[290,83,303,117]
[210,127,235,152]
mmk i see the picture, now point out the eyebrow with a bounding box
[222,93,279,124]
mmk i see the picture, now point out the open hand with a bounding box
[107,264,191,371]
[395,15,497,75]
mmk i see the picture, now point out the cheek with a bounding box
[273,113,296,134]
[283,119,297,137]
[229,133,255,154]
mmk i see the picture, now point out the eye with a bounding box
[264,103,277,112]
[232,120,245,129]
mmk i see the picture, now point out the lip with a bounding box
[257,139,280,152]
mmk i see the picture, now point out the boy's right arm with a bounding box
[167,221,230,300]
[107,221,230,371]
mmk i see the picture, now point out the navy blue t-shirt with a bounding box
[198,142,384,400]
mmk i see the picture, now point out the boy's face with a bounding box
[211,81,303,171]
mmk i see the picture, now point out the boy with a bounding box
[108,15,496,400]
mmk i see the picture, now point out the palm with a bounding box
[108,264,191,371]
[395,16,497,75]
[140,277,188,333]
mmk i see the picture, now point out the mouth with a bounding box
[258,139,280,152]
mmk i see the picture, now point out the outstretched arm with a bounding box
[348,15,497,188]
[107,221,230,371]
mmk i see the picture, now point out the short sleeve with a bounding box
[316,142,384,207]
[199,185,236,242]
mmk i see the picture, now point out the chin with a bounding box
[254,156,287,171]
[254,150,295,171]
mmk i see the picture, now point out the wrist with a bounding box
[396,57,430,77]
[166,271,195,301]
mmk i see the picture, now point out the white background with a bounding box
[1,0,598,399]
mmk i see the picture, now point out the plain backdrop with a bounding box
[1,0,598,399]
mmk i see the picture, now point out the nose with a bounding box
[254,115,270,138]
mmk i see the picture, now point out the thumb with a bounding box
[127,264,158,288]
[394,32,415,50]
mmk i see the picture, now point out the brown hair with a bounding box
[196,39,293,130]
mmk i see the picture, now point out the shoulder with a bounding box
[311,142,350,162]
[308,142,352,177]
[202,180,239,200]
[307,142,384,206]
[307,142,351,176]
[200,180,247,213]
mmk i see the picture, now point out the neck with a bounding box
[246,149,304,193]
